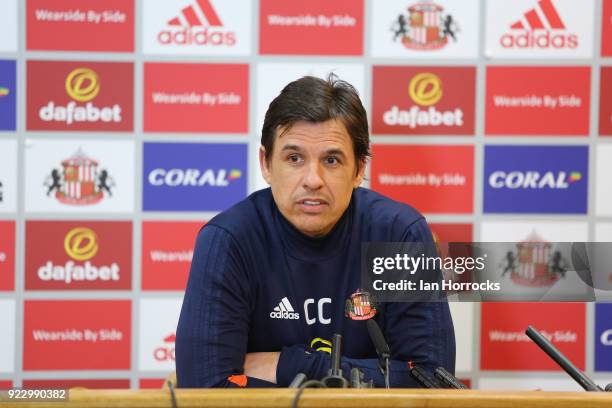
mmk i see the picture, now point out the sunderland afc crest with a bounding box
[44,148,115,206]
[499,231,569,287]
[392,1,459,50]
[345,289,377,320]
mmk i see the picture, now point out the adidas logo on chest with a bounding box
[269,297,300,320]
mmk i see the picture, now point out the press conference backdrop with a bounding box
[0,0,611,391]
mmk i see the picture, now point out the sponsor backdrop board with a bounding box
[142,0,252,56]
[595,303,612,372]
[25,221,132,291]
[259,0,364,55]
[0,60,17,131]
[483,145,588,214]
[484,0,595,59]
[600,67,612,136]
[0,139,18,213]
[23,300,131,371]
[603,0,612,56]
[142,142,247,212]
[22,379,130,389]
[485,66,590,136]
[141,221,202,291]
[0,221,16,292]
[370,0,480,59]
[0,300,15,373]
[1,0,609,390]
[24,139,135,213]
[0,0,18,52]
[26,0,134,52]
[596,145,612,216]
[26,61,134,132]
[372,66,476,135]
[143,63,249,133]
[480,302,586,371]
[371,145,474,214]
[138,299,182,372]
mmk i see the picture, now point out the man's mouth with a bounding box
[297,198,328,212]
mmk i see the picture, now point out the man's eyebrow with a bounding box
[324,148,347,157]
[280,144,302,152]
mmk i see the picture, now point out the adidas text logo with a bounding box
[500,0,578,49]
[269,297,300,320]
[157,0,236,46]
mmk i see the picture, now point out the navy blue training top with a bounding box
[176,187,455,388]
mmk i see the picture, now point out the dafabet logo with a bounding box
[25,221,132,290]
[27,61,133,131]
[373,66,475,135]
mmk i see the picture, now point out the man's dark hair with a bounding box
[261,75,370,173]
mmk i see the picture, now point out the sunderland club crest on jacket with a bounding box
[392,1,459,50]
[345,289,377,320]
[44,148,115,205]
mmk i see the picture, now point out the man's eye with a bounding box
[288,154,302,163]
[325,156,340,165]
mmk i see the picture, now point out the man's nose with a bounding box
[302,161,324,190]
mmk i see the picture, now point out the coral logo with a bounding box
[483,145,588,214]
[501,0,577,49]
[65,68,100,102]
[488,171,582,189]
[409,73,442,106]
[153,333,175,362]
[64,227,98,261]
[392,1,458,51]
[0,60,16,131]
[44,148,115,206]
[147,168,241,187]
[158,0,235,47]
[143,143,247,212]
[601,329,612,346]
[595,303,612,371]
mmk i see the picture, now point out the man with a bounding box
[176,75,455,388]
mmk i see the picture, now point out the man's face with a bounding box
[260,119,365,238]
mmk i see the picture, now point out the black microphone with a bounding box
[288,373,308,388]
[366,319,391,389]
[525,325,602,392]
[409,365,440,389]
[321,333,349,388]
[434,367,468,389]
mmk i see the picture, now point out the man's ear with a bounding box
[259,147,271,185]
[353,157,367,188]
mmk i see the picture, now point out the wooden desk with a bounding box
[2,389,611,408]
